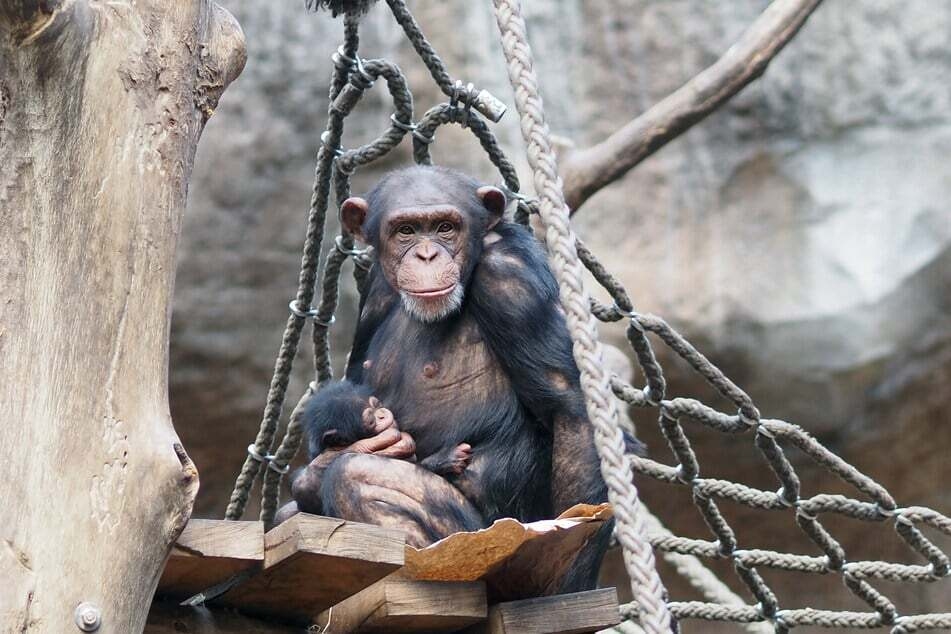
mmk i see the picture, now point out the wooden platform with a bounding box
[464,589,620,634]
[315,576,487,632]
[152,515,621,633]
[156,519,264,601]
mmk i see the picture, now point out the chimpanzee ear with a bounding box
[340,197,369,242]
[477,186,506,230]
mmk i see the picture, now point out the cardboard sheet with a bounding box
[399,503,612,601]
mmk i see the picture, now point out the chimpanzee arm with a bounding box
[469,223,606,514]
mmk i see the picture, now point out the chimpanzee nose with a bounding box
[415,242,439,262]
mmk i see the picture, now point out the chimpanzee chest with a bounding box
[362,310,515,456]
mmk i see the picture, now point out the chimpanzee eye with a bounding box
[437,222,454,234]
[397,224,415,236]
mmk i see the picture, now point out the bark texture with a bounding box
[0,1,245,632]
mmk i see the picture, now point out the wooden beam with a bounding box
[145,601,304,634]
[315,577,487,633]
[216,513,406,623]
[156,519,264,601]
[464,589,620,634]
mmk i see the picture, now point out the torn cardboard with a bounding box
[398,503,612,601]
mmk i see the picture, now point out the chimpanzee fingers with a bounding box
[349,426,401,454]
[373,431,416,459]
[362,403,398,434]
[373,407,397,432]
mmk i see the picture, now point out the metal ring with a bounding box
[461,82,476,128]
[267,460,291,475]
[450,79,463,108]
[739,409,760,427]
[390,112,416,132]
[320,131,344,157]
[412,128,434,145]
[289,300,318,319]
[775,487,796,508]
[313,314,336,329]
[334,235,365,257]
[353,55,375,84]
[334,45,356,67]
[247,444,267,463]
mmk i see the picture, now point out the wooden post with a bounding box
[0,1,245,632]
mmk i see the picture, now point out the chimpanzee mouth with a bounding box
[404,284,457,299]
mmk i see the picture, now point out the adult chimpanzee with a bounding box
[290,165,634,591]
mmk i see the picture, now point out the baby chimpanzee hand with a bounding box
[356,397,416,460]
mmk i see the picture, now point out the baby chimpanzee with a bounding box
[303,379,472,478]
[291,165,637,591]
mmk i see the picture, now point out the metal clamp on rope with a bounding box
[289,300,318,319]
[352,55,375,86]
[290,300,336,328]
[247,443,269,463]
[390,113,416,132]
[246,444,290,475]
[320,131,344,157]
[334,234,366,257]
[412,127,435,145]
[450,80,478,128]
[332,45,357,71]
[451,80,507,123]
[267,459,291,475]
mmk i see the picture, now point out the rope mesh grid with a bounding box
[222,1,951,632]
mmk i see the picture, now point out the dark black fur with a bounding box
[298,166,635,591]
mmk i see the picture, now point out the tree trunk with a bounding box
[0,1,245,632]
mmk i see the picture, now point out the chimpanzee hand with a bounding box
[292,396,415,515]
[356,397,416,459]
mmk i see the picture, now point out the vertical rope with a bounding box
[490,1,672,631]
[223,14,362,522]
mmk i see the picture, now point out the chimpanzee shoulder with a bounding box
[469,222,586,425]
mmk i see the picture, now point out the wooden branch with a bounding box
[561,0,824,212]
[0,1,244,632]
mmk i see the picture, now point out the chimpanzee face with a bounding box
[377,203,469,322]
[340,169,505,323]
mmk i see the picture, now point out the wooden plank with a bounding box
[156,519,264,601]
[145,601,304,633]
[315,577,487,633]
[464,589,620,634]
[216,513,406,623]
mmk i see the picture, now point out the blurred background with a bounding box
[169,1,951,628]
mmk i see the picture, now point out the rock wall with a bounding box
[171,0,951,622]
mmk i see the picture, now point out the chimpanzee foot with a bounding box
[421,443,472,477]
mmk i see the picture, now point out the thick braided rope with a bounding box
[490,1,671,631]
[223,15,361,521]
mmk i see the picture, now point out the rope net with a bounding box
[223,1,951,632]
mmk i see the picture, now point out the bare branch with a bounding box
[561,0,824,212]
